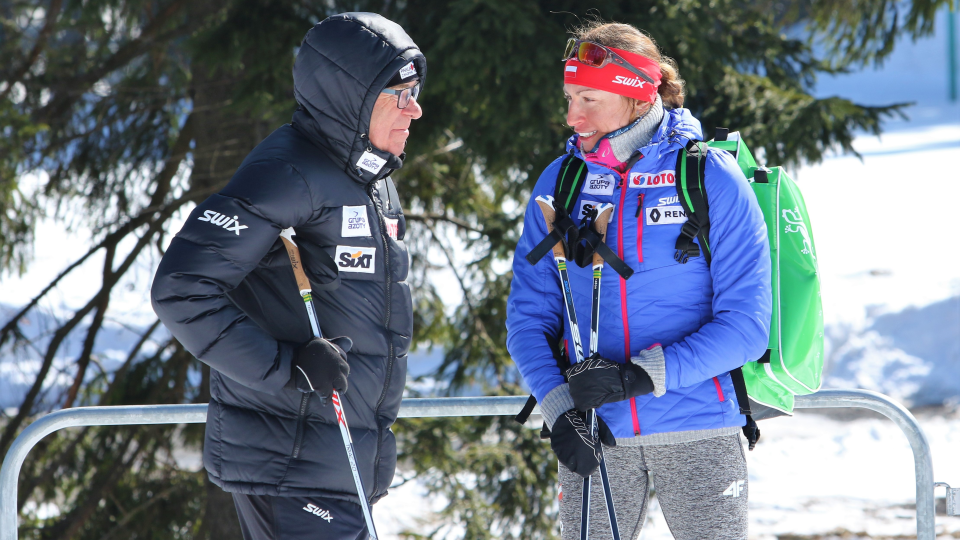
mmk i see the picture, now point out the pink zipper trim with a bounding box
[713,376,725,402]
[616,176,640,435]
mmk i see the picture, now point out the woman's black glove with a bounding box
[291,337,352,398]
[549,409,616,479]
[566,355,654,411]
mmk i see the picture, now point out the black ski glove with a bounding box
[549,409,616,479]
[566,355,654,411]
[291,337,352,398]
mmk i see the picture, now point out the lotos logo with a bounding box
[197,210,248,235]
[628,170,676,188]
[613,75,647,88]
[302,503,334,522]
[335,246,376,274]
[384,217,399,240]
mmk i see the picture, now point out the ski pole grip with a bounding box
[591,206,615,266]
[281,236,312,293]
[535,196,566,259]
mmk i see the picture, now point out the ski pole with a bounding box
[534,196,621,540]
[280,228,379,540]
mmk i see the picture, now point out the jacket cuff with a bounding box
[631,346,666,397]
[540,384,575,429]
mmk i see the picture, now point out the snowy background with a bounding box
[2,6,960,539]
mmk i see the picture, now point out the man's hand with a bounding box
[566,354,654,411]
[291,337,352,398]
[549,409,616,478]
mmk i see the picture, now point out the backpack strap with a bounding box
[730,367,761,450]
[525,154,588,264]
[673,140,712,265]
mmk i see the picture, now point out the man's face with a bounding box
[369,80,423,157]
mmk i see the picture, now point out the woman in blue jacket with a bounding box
[506,21,771,539]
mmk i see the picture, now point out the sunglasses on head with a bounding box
[563,39,655,85]
[381,81,421,109]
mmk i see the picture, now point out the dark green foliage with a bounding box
[0,0,947,538]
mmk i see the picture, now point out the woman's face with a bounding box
[564,83,638,151]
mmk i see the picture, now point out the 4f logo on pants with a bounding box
[302,503,334,522]
[334,246,376,274]
[723,480,746,498]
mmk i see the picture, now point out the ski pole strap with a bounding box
[515,394,538,425]
[526,210,579,264]
[674,140,712,265]
[572,216,635,280]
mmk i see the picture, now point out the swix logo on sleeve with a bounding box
[335,246,376,273]
[583,173,615,196]
[302,503,334,522]
[384,217,399,240]
[197,210,248,235]
[628,170,676,188]
[613,75,647,88]
[356,151,386,174]
[579,200,613,221]
[341,206,371,237]
[646,205,687,225]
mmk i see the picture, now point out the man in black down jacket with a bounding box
[151,12,423,539]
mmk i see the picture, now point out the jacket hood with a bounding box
[566,107,703,162]
[292,12,427,184]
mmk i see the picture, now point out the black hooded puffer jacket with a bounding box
[151,12,424,504]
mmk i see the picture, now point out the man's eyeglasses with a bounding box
[563,39,655,85]
[381,81,421,109]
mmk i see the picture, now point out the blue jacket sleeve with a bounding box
[662,149,772,390]
[151,159,318,395]
[506,159,568,403]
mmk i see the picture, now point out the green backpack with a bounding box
[674,128,824,431]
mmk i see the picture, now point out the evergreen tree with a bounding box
[0,0,947,538]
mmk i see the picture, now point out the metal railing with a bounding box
[0,390,942,540]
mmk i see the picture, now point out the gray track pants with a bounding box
[558,432,748,540]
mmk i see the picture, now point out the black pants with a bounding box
[232,493,369,540]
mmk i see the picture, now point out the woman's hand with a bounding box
[566,354,654,410]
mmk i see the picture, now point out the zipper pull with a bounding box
[635,193,644,218]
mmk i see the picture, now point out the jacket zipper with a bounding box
[635,193,644,266]
[616,176,641,436]
[369,181,395,497]
[292,393,310,459]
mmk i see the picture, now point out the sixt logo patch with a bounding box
[629,170,676,188]
[197,210,248,235]
[341,206,371,238]
[335,246,376,273]
[302,503,334,522]
[646,205,687,225]
[583,173,614,196]
[612,75,647,88]
[356,151,386,175]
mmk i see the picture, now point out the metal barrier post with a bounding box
[794,389,935,540]
[0,390,942,540]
